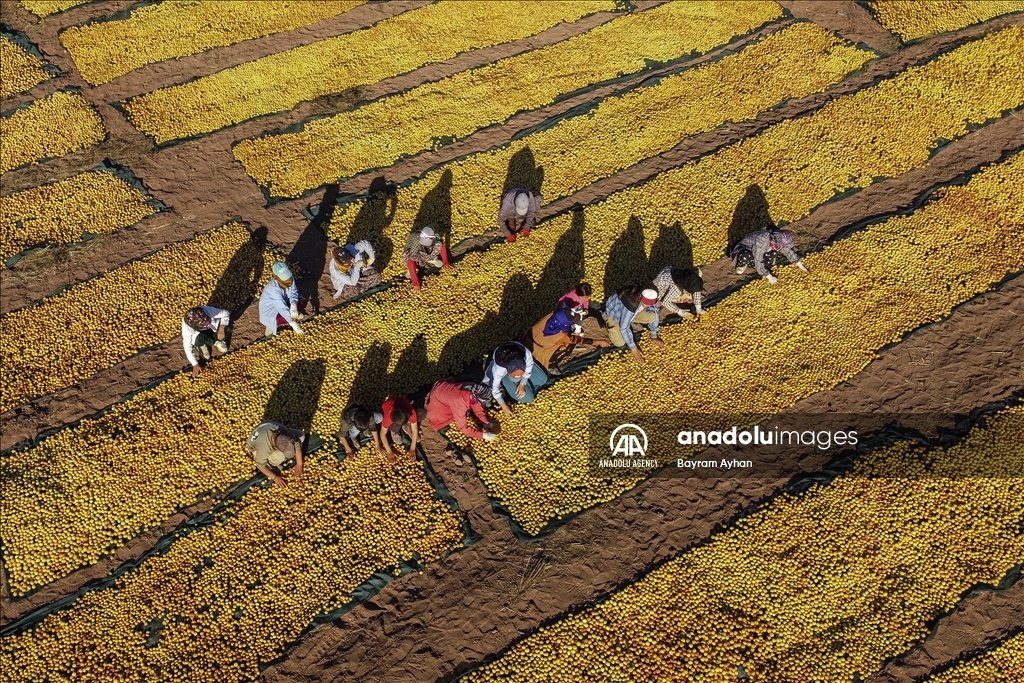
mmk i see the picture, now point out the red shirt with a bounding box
[381,396,417,430]
[427,380,489,439]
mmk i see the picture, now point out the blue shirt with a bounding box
[258,279,300,329]
[604,293,659,350]
[542,308,576,336]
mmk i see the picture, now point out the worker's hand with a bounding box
[385,449,398,465]
[217,326,226,341]
[405,448,417,463]
[797,260,808,272]
[516,384,526,399]
[482,431,499,441]
[651,338,665,349]
[501,403,514,418]
[521,228,531,237]
[374,442,387,457]
[766,274,779,285]
[290,323,305,335]
[191,364,202,378]
[333,290,342,300]
[293,464,304,483]
[506,233,516,243]
[272,474,287,488]
[631,347,645,364]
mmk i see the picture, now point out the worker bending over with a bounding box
[182,305,231,377]
[731,228,808,284]
[330,241,381,300]
[403,225,450,290]
[247,421,305,488]
[380,395,420,463]
[498,188,541,241]
[530,302,609,376]
[603,284,663,364]
[485,341,548,417]
[653,266,704,318]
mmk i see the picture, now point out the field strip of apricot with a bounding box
[120,1,619,144]
[0,167,161,267]
[448,151,1024,535]
[234,0,789,198]
[17,0,91,19]
[0,30,55,99]
[59,0,369,86]
[0,89,104,174]
[868,0,1024,42]
[0,29,1022,595]
[0,222,277,413]
[459,406,1024,682]
[324,25,1024,282]
[0,446,465,683]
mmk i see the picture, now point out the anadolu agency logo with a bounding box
[600,424,657,468]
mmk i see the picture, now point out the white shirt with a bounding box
[181,306,231,366]
[258,278,301,330]
[329,240,376,296]
[484,342,535,405]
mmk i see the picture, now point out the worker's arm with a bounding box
[373,427,389,455]
[780,244,807,271]
[497,193,515,236]
[647,306,663,347]
[257,463,286,488]
[182,321,200,367]
[459,401,487,439]
[293,444,304,482]
[523,193,542,229]
[407,422,419,459]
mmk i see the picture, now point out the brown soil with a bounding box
[0,3,1021,682]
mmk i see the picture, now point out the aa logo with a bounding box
[609,423,648,458]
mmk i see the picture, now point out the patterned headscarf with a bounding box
[183,307,212,332]
[333,246,353,272]
[463,382,494,408]
[769,229,795,252]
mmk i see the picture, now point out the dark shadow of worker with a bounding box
[208,225,268,318]
[262,358,327,434]
[646,222,694,279]
[413,169,453,245]
[288,184,340,315]
[727,184,775,253]
[603,215,646,298]
[349,341,393,409]
[502,146,545,197]
[345,176,398,271]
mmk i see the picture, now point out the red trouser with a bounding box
[275,297,307,326]
[407,244,451,288]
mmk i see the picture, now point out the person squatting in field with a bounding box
[329,240,381,300]
[731,228,808,284]
[485,341,548,417]
[182,305,231,377]
[259,261,307,336]
[530,299,610,376]
[653,266,704,319]
[402,225,451,290]
[498,188,542,242]
[337,403,384,457]
[379,394,420,464]
[247,421,305,488]
[426,379,498,464]
[603,284,663,364]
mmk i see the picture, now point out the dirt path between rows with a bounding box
[3,12,1021,449]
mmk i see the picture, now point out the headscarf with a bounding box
[672,267,704,294]
[419,225,437,246]
[768,229,795,252]
[333,246,354,273]
[271,261,294,287]
[463,382,494,408]
[183,307,212,332]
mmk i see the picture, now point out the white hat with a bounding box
[640,288,658,305]
[272,261,293,282]
[419,225,436,245]
[514,192,530,216]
